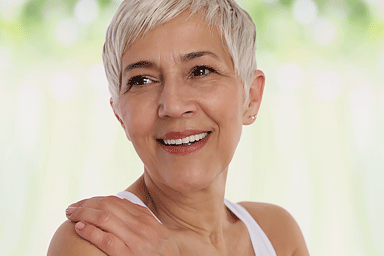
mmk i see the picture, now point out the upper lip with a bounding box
[158,130,210,140]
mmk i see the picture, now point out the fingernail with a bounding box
[75,222,85,230]
[66,207,76,215]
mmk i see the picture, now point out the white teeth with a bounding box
[162,132,209,146]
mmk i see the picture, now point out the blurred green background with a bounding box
[0,0,383,255]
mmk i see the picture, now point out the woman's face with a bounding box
[114,12,256,192]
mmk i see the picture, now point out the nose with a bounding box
[157,77,197,119]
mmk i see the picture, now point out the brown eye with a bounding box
[189,65,216,78]
[128,76,154,86]
[125,75,158,92]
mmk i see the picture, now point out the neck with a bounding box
[129,171,233,241]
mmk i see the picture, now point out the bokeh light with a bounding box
[54,19,80,46]
[364,0,384,20]
[0,47,14,81]
[313,18,338,46]
[378,48,384,84]
[349,83,376,153]
[88,63,109,94]
[74,0,99,24]
[0,0,28,22]
[50,71,77,101]
[314,71,343,101]
[16,83,42,151]
[277,63,303,92]
[293,0,318,24]
[260,0,279,3]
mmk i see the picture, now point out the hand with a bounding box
[65,196,180,256]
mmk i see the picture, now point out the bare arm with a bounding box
[239,202,310,256]
[47,220,107,256]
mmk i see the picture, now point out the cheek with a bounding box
[119,98,157,141]
[207,85,244,124]
[203,85,244,150]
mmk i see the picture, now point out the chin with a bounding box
[162,165,226,193]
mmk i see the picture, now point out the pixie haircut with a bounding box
[103,0,257,101]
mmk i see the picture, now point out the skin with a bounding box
[48,12,309,256]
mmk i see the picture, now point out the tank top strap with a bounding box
[224,199,277,256]
[116,191,276,255]
[115,191,162,223]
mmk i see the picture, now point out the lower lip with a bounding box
[158,133,211,156]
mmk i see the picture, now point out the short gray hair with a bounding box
[103,0,257,100]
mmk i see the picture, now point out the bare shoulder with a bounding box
[238,201,310,256]
[47,220,107,256]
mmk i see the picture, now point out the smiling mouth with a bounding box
[157,132,211,146]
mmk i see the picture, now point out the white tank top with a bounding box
[116,191,277,256]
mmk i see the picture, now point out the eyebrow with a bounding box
[123,61,155,74]
[180,51,219,62]
[123,51,219,75]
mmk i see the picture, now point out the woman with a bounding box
[48,0,309,255]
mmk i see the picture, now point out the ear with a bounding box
[110,98,131,141]
[243,70,265,125]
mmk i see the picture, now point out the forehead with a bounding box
[121,12,232,68]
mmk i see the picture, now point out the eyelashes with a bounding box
[125,65,218,92]
[125,75,159,93]
[188,65,217,78]
[127,76,157,87]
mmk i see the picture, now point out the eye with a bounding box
[189,65,216,78]
[126,75,157,90]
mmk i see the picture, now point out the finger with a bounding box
[66,206,111,223]
[68,196,106,208]
[75,221,132,256]
[66,207,135,239]
[66,206,159,239]
[68,196,153,223]
[66,205,164,247]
